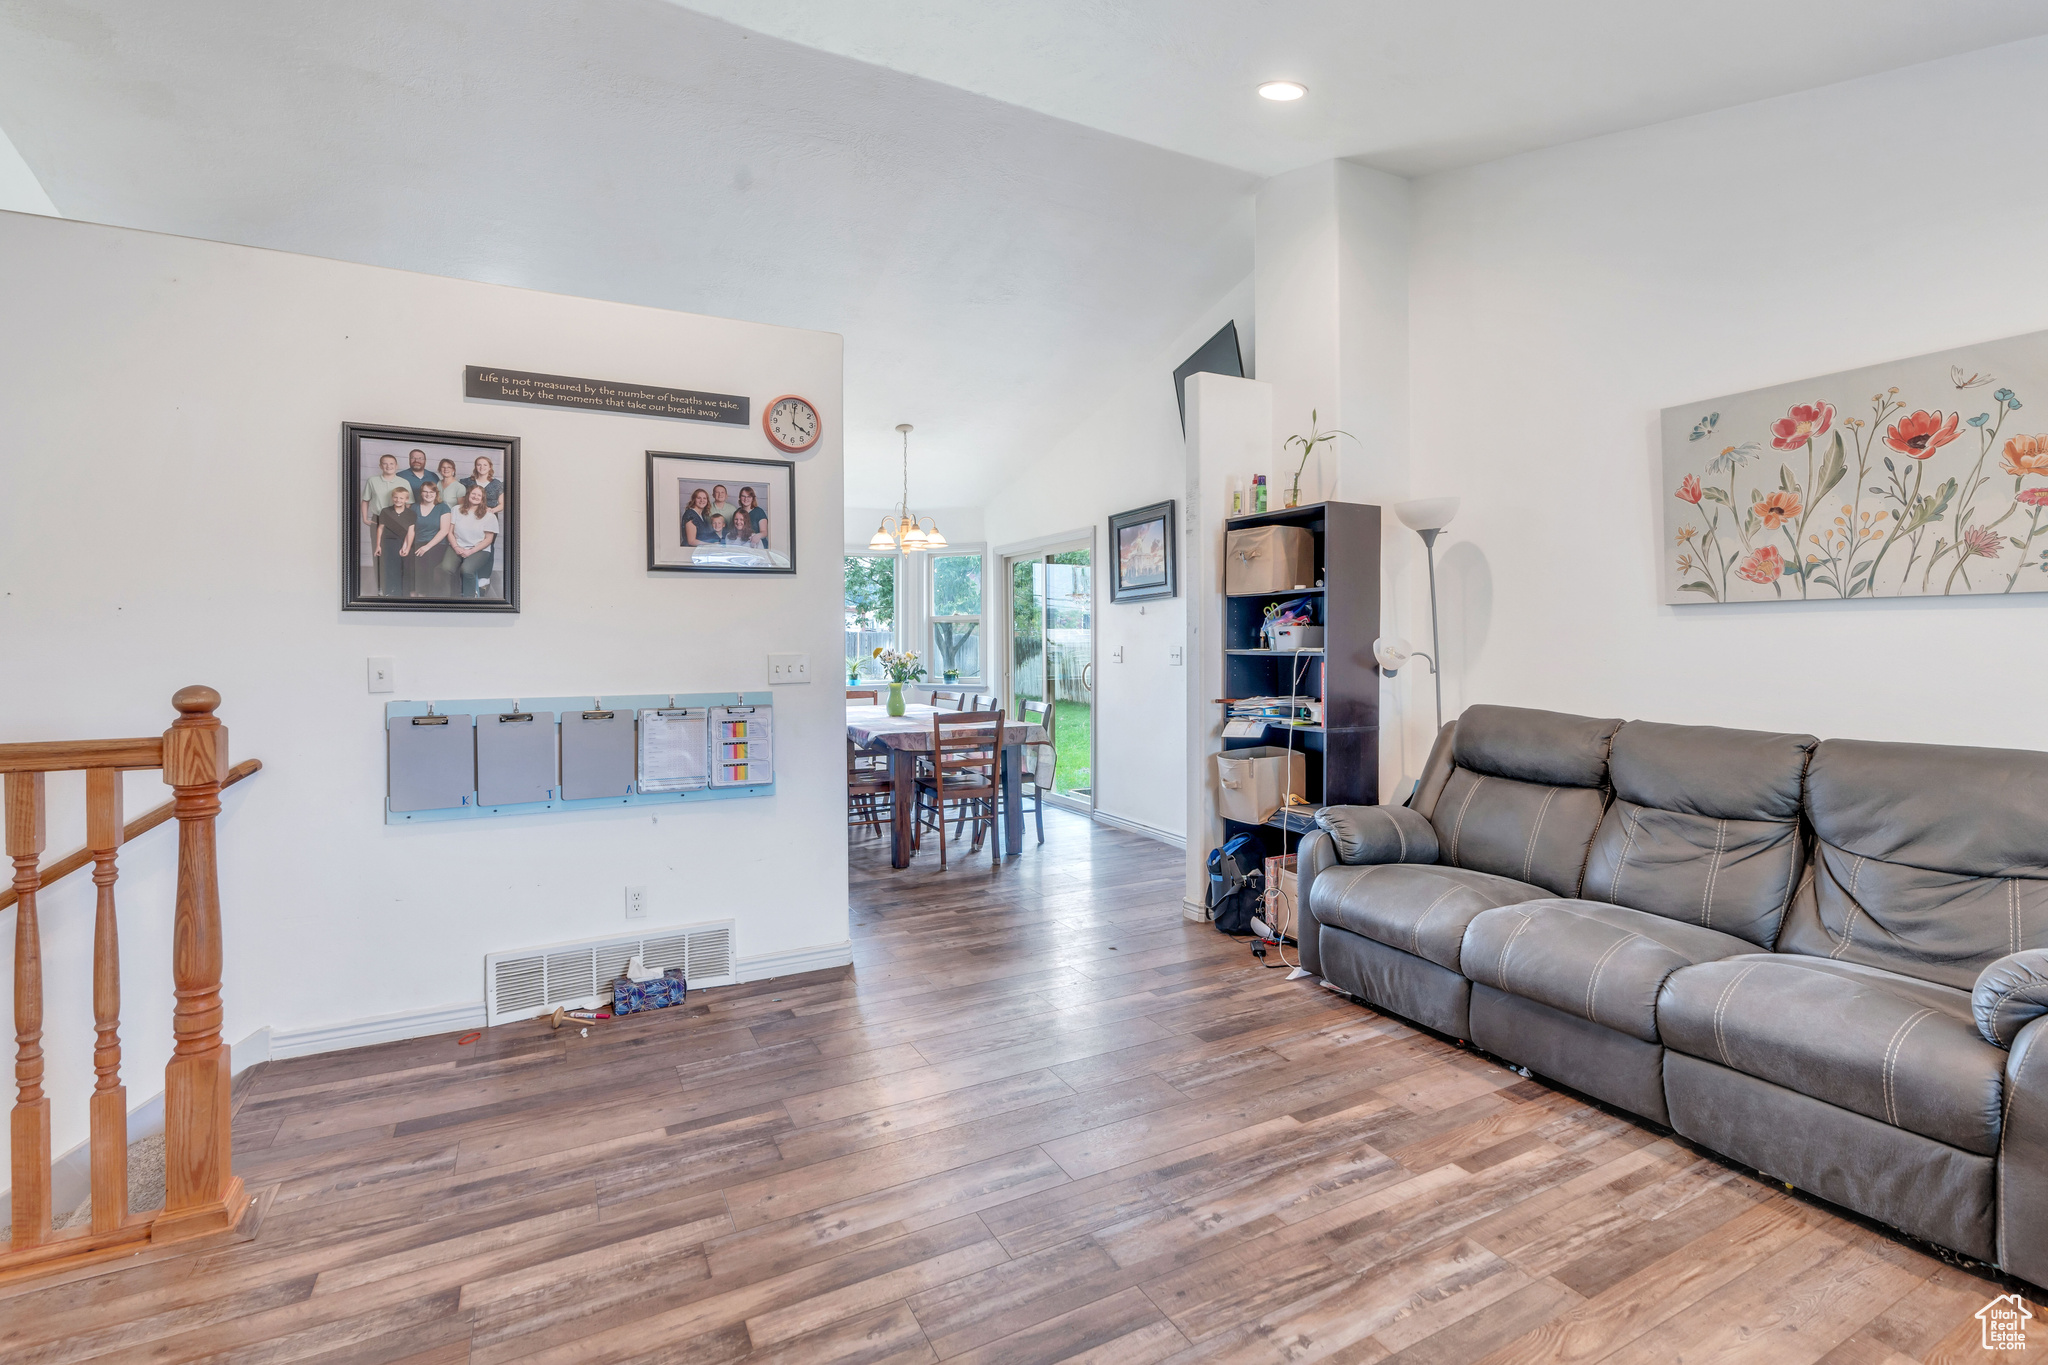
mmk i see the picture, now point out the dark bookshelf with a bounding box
[1218,500,1382,857]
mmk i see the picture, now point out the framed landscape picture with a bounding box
[344,423,518,613]
[647,451,795,573]
[1108,500,1176,603]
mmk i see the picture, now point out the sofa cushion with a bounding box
[1659,954,2006,1155]
[1452,705,1623,789]
[1461,899,1758,1043]
[1777,738,2048,990]
[1309,863,1548,973]
[1425,705,1621,899]
[1579,722,1816,949]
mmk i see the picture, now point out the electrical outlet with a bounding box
[1112,646,1125,663]
[768,652,811,684]
[625,885,649,919]
[1169,646,1184,666]
[367,657,395,693]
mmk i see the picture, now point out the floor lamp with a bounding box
[1377,497,1459,732]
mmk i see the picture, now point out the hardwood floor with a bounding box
[2,810,2035,1362]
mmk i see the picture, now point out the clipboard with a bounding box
[477,709,558,806]
[560,708,637,800]
[638,707,709,792]
[387,713,476,812]
[710,704,773,787]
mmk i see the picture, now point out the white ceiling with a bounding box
[0,1,1254,507]
[6,3,2047,508]
[681,1,2048,176]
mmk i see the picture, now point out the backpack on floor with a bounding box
[1206,834,1266,936]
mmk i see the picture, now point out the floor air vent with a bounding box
[485,920,736,1024]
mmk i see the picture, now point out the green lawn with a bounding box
[1052,700,1091,796]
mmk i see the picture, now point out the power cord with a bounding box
[1251,650,1314,971]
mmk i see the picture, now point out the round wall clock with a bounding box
[763,394,821,453]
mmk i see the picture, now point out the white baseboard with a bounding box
[270,1000,485,1060]
[1092,809,1186,849]
[1184,896,1212,922]
[264,942,854,1058]
[738,939,854,982]
[1,1026,270,1222]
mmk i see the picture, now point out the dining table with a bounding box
[847,703,1050,868]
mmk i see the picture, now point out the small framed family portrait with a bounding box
[1108,500,1176,603]
[344,423,519,613]
[647,451,795,574]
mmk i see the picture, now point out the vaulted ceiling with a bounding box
[4,1,2045,505]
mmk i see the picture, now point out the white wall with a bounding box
[0,211,846,1193]
[1253,163,1434,792]
[1405,36,2048,748]
[0,122,57,216]
[980,278,1253,843]
[1183,372,1274,907]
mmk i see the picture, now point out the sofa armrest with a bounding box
[1997,1014,2048,1283]
[1314,804,1440,867]
[1975,950,2048,1048]
[1294,830,1339,978]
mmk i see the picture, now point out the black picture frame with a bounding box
[1108,499,1177,603]
[343,423,519,613]
[646,451,796,574]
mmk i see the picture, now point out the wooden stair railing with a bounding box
[0,686,256,1281]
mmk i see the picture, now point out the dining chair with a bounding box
[848,738,893,837]
[913,709,1004,868]
[1017,699,1057,845]
[846,689,879,704]
[926,689,966,710]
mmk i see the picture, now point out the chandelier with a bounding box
[867,423,947,552]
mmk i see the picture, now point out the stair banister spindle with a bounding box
[87,768,128,1233]
[6,771,50,1249]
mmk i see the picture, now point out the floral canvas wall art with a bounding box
[1660,330,2048,603]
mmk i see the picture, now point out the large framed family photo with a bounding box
[344,423,519,613]
[1108,499,1176,603]
[647,451,794,573]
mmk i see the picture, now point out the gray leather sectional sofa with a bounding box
[1295,704,2048,1287]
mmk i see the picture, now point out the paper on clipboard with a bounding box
[637,708,709,792]
[710,704,773,786]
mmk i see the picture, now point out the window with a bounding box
[929,553,982,683]
[844,554,895,681]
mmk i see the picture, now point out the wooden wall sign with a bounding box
[465,366,748,425]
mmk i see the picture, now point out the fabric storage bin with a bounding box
[1215,746,1308,825]
[1225,525,1315,595]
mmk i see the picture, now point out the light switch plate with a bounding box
[367,656,395,693]
[768,652,811,684]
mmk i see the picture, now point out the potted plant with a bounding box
[1283,409,1355,509]
[870,646,926,716]
[943,668,960,683]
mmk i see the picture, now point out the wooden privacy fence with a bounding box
[1,686,260,1282]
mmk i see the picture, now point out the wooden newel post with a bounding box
[153,686,248,1241]
[6,771,49,1248]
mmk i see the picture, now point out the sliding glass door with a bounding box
[1005,542,1093,811]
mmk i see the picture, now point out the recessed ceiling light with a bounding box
[1258,81,1307,102]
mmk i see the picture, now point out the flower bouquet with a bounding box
[870,646,926,715]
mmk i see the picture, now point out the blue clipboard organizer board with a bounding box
[384,692,775,825]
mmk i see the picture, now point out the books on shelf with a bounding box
[1223,696,1323,726]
